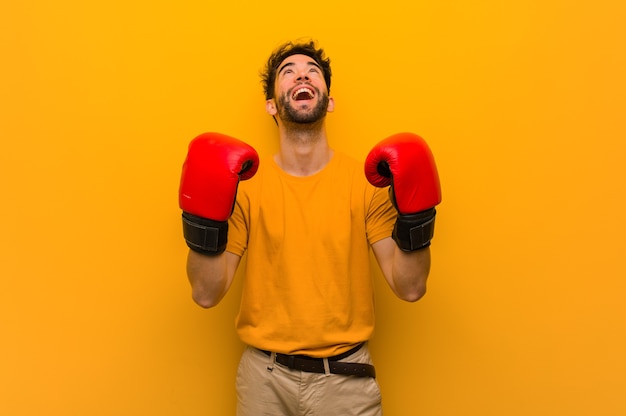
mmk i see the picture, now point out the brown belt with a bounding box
[259,343,376,378]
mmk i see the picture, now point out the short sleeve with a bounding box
[365,185,396,245]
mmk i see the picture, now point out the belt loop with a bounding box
[323,358,331,377]
[267,351,276,373]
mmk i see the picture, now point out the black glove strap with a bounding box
[182,212,228,255]
[393,208,436,251]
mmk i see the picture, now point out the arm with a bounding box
[372,237,430,302]
[364,132,441,302]
[178,132,258,308]
[186,250,241,308]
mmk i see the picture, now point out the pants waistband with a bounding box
[258,343,376,378]
[259,342,364,362]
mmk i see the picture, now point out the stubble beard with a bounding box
[276,88,330,126]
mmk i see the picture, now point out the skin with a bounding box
[186,54,430,308]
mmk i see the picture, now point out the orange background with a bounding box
[2,1,625,415]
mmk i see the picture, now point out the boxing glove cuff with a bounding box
[393,208,436,251]
[182,212,228,255]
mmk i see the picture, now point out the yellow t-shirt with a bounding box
[227,151,396,357]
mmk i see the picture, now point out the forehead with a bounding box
[278,54,321,72]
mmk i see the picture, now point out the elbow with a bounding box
[399,284,427,303]
[192,290,221,309]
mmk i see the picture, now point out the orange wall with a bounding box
[2,1,625,415]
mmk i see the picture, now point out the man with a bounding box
[179,40,441,415]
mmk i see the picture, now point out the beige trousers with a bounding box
[236,344,383,416]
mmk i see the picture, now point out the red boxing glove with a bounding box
[179,132,259,254]
[365,132,442,251]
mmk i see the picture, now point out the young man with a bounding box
[179,40,441,415]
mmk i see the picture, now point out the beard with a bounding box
[275,88,330,125]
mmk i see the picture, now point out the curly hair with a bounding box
[261,40,332,100]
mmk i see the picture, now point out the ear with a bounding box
[266,99,277,116]
[327,96,335,113]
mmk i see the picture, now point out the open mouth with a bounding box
[292,86,315,101]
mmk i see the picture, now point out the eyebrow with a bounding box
[278,60,322,76]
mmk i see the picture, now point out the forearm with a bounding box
[186,250,239,308]
[391,246,430,302]
[372,238,431,302]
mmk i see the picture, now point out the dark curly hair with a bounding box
[261,40,332,100]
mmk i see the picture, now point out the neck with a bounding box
[274,121,333,176]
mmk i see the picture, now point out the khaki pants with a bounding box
[236,344,383,416]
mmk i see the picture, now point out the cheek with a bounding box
[275,82,290,98]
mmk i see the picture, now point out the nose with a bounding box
[295,69,309,82]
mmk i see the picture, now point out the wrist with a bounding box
[392,208,436,251]
[182,212,228,255]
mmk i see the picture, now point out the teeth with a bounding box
[292,87,314,100]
